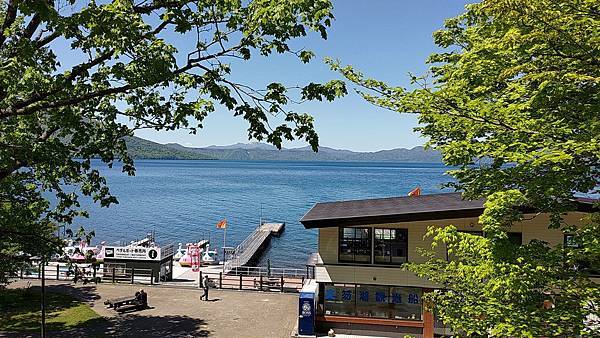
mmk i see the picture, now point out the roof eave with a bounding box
[301,207,486,229]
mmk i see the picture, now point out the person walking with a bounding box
[200,275,210,301]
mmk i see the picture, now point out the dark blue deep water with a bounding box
[78,160,452,268]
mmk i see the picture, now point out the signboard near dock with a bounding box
[104,246,161,261]
[102,243,175,282]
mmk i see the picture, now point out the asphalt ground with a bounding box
[3,279,299,338]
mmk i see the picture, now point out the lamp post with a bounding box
[40,260,46,338]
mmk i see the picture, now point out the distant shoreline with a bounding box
[126,157,444,164]
[125,136,443,163]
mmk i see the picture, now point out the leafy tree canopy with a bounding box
[331,0,599,336]
[0,0,346,283]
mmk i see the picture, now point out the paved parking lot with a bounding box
[6,280,299,338]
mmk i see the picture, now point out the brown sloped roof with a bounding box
[300,192,597,228]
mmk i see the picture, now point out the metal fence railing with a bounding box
[16,262,97,282]
[223,226,263,272]
[228,266,310,279]
[9,262,310,293]
[12,262,159,285]
[101,267,156,284]
[198,270,304,293]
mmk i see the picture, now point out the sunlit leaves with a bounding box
[0,0,345,283]
[333,0,599,335]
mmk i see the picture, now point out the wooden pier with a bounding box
[224,222,285,273]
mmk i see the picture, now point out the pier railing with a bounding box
[198,270,304,293]
[229,266,309,279]
[225,224,263,269]
[223,221,285,273]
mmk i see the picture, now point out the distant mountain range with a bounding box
[125,136,442,162]
[125,136,214,160]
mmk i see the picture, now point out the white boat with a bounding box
[201,246,218,265]
[179,243,218,266]
[173,243,186,261]
[63,240,105,262]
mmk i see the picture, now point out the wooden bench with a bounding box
[253,277,281,290]
[104,295,146,312]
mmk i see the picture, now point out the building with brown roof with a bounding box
[300,192,597,337]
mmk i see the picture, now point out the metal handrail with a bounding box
[230,266,307,278]
[223,220,285,273]
[224,226,263,272]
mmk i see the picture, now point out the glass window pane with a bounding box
[374,241,389,263]
[508,232,522,246]
[343,228,355,239]
[357,228,370,239]
[356,285,389,318]
[564,234,579,248]
[374,228,407,265]
[339,227,372,263]
[389,287,422,320]
[324,284,424,321]
[324,284,355,316]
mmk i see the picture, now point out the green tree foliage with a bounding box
[0,0,346,282]
[331,0,599,336]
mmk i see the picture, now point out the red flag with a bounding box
[408,187,421,197]
[216,218,227,229]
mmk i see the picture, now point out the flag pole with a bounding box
[222,220,226,273]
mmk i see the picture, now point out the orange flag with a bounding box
[216,218,227,229]
[408,187,421,197]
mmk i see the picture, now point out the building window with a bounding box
[507,232,522,245]
[323,284,422,321]
[355,284,390,318]
[339,227,372,263]
[460,230,484,236]
[389,286,422,320]
[564,234,600,276]
[564,234,580,248]
[374,228,408,264]
[324,284,356,316]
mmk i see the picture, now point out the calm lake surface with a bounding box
[78,160,452,268]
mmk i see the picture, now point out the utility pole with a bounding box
[41,260,46,338]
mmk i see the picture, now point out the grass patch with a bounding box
[0,287,102,332]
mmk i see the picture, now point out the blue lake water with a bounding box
[78,160,452,268]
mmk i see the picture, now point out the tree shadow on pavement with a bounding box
[4,315,210,338]
[2,284,211,337]
[87,314,210,337]
[45,283,101,304]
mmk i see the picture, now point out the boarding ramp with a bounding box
[223,222,284,273]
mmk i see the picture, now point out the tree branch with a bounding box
[0,159,25,181]
[2,14,173,117]
[35,31,60,48]
[0,0,18,47]
[132,1,185,14]
[22,13,42,40]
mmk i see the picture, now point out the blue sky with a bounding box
[134,1,472,151]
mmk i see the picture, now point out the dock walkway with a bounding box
[224,222,284,273]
